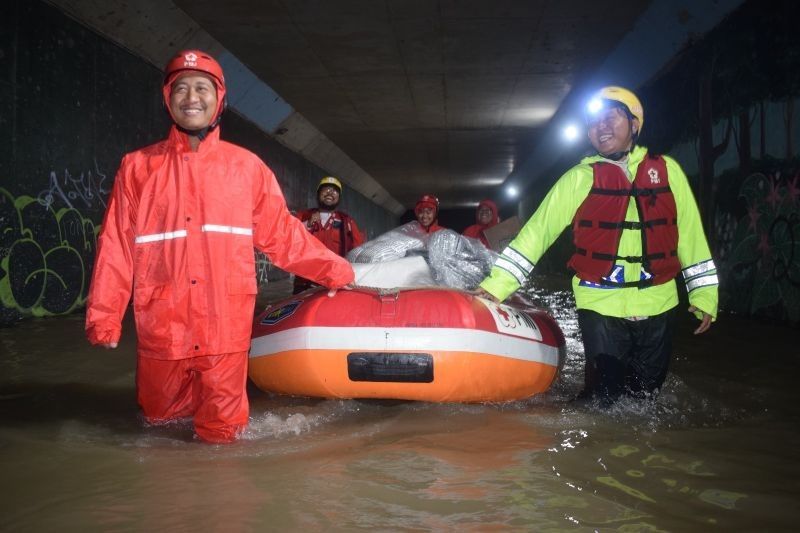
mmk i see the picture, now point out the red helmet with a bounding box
[415,194,440,215]
[162,50,227,128]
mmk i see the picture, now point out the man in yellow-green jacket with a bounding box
[476,86,718,406]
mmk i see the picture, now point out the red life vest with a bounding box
[567,154,680,288]
[297,208,364,257]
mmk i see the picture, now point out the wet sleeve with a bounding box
[251,163,354,288]
[666,157,719,319]
[85,157,135,345]
[480,166,588,301]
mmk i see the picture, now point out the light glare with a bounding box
[587,98,602,114]
[563,124,579,141]
[506,185,518,198]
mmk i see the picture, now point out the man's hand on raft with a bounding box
[688,305,713,335]
[100,342,118,349]
[472,287,500,303]
[327,283,354,297]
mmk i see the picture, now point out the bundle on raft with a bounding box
[347,221,497,290]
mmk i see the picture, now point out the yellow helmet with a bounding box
[587,86,644,134]
[317,176,342,192]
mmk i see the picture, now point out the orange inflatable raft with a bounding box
[249,287,565,402]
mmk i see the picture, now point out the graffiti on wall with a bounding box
[255,251,270,284]
[2,176,281,326]
[37,160,111,211]
[0,187,100,325]
[716,169,800,322]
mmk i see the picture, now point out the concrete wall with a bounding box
[0,0,397,326]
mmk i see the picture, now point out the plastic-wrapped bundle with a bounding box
[347,221,431,263]
[347,222,497,290]
[427,230,498,290]
[352,256,436,288]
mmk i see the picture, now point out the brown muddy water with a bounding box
[1,276,798,532]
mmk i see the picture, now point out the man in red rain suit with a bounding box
[85,50,354,443]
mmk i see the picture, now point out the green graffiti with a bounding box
[0,187,99,324]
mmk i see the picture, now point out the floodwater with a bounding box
[1,276,798,532]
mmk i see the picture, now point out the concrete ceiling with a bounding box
[174,0,652,209]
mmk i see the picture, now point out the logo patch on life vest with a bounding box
[260,300,302,325]
[648,168,660,184]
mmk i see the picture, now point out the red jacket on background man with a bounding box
[296,208,365,256]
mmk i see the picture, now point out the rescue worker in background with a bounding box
[476,86,718,406]
[462,199,500,247]
[414,194,446,233]
[85,50,354,443]
[293,176,364,293]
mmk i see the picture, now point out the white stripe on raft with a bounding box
[250,326,561,367]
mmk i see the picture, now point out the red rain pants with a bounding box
[136,351,249,443]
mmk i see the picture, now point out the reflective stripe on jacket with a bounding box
[86,126,354,358]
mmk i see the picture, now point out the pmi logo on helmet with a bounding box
[183,52,198,67]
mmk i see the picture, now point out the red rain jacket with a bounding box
[86,126,354,359]
[296,208,365,256]
[462,200,499,247]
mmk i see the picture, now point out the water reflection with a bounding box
[0,278,798,530]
